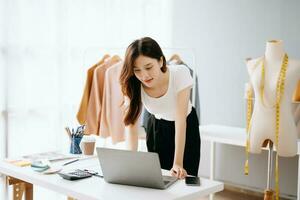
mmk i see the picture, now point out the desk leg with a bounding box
[24,182,33,200]
[209,141,215,200]
[297,155,300,200]
[13,182,25,200]
[7,176,33,200]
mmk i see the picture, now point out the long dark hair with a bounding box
[120,37,167,125]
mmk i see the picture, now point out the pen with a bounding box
[64,127,72,140]
[83,169,103,178]
[62,159,79,166]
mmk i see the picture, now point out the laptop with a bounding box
[96,147,177,189]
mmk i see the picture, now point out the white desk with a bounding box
[0,156,223,200]
[200,124,300,200]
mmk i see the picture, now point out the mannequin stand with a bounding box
[264,140,274,200]
[264,189,274,200]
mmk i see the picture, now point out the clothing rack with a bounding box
[80,47,200,146]
[82,47,199,111]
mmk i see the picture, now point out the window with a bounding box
[0,0,172,199]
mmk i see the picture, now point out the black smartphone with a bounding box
[185,176,201,186]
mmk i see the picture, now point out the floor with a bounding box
[198,189,291,200]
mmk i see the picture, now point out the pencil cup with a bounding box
[70,136,83,154]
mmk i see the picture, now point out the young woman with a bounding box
[120,37,200,179]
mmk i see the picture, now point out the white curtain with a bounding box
[0,0,172,199]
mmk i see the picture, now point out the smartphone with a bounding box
[185,176,201,186]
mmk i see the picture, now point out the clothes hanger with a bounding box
[87,54,110,70]
[168,54,184,65]
[245,57,252,63]
[105,55,122,65]
[98,54,110,65]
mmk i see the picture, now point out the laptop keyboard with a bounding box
[163,176,175,185]
[164,180,170,185]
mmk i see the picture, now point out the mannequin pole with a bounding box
[267,141,273,189]
[264,140,274,200]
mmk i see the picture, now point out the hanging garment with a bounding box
[77,55,110,125]
[99,61,126,143]
[165,55,200,120]
[293,80,300,101]
[182,63,201,123]
[85,56,121,135]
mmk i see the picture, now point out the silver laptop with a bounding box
[96,147,177,189]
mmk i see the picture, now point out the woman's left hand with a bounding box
[171,164,187,179]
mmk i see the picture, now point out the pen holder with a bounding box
[70,136,83,154]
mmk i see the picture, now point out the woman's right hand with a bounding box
[171,164,187,179]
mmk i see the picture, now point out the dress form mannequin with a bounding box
[247,40,300,157]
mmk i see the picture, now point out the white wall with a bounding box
[0,0,7,198]
[172,0,300,198]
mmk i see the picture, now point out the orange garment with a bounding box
[85,56,122,135]
[99,61,126,143]
[293,80,300,102]
[76,55,110,125]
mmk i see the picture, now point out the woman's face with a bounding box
[133,55,163,88]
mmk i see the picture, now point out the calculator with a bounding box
[58,169,93,180]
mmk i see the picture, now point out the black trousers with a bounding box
[145,107,201,176]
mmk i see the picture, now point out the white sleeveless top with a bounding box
[141,65,193,121]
